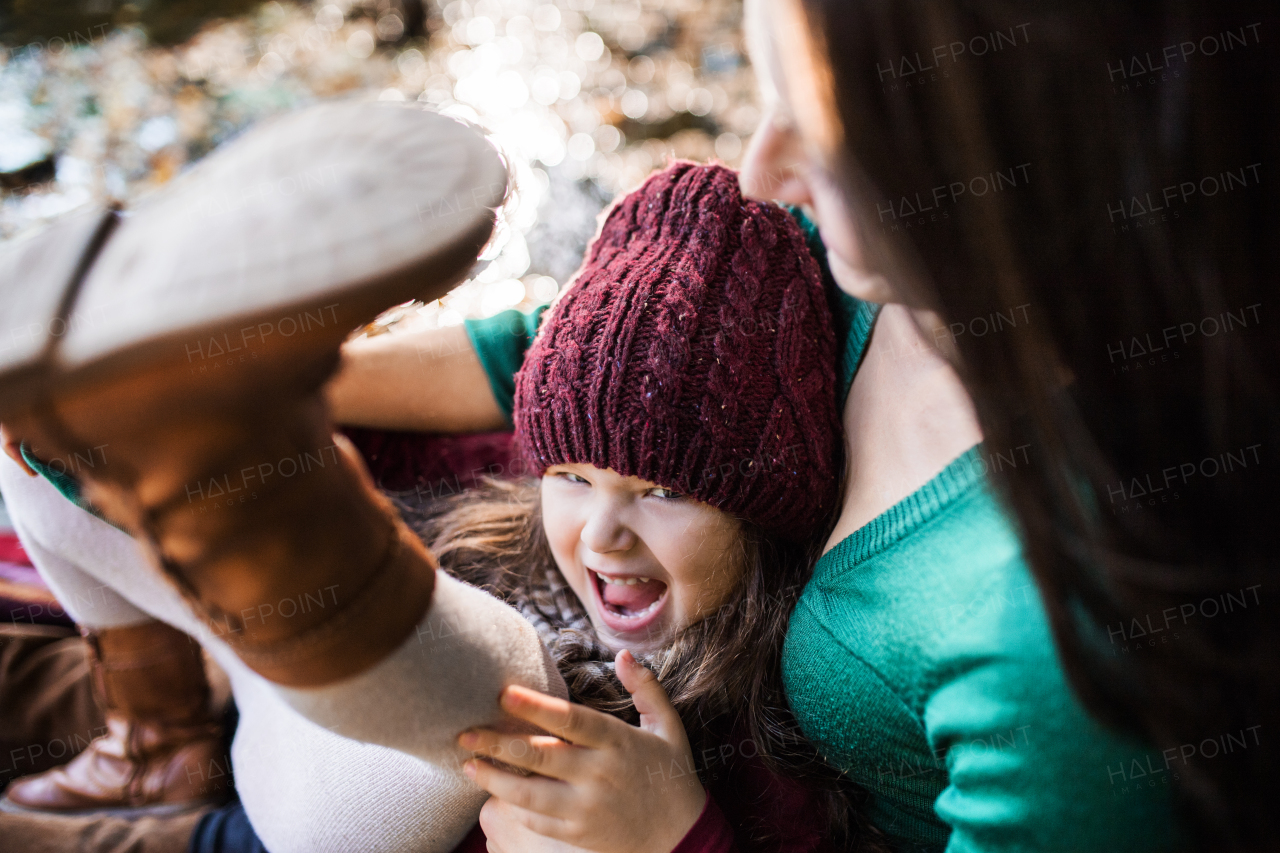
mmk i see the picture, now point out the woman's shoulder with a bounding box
[792,449,1027,675]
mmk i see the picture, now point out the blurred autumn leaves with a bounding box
[0,0,425,48]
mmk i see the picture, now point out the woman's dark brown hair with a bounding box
[399,479,883,853]
[785,0,1277,847]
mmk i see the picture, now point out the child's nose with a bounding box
[579,502,637,554]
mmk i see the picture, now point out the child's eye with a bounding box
[647,487,683,500]
[557,472,589,485]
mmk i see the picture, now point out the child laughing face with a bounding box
[541,462,745,655]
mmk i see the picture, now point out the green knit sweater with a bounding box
[784,443,1178,852]
[780,212,1178,850]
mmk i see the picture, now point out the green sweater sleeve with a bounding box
[463,304,549,425]
[925,570,1180,853]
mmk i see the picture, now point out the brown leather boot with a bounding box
[0,624,103,790]
[2,620,227,816]
[0,103,505,688]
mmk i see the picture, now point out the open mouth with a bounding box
[589,569,669,633]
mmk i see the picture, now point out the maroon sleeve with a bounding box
[706,738,837,853]
[448,821,487,853]
[670,792,738,853]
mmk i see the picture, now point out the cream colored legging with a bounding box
[0,453,565,853]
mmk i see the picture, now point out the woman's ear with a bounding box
[740,107,813,207]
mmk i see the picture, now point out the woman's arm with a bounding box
[926,582,1180,853]
[326,305,549,433]
[327,323,508,432]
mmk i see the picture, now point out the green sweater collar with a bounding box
[822,446,985,568]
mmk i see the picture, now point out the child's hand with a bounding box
[478,798,596,853]
[459,650,707,853]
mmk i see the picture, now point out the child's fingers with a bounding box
[458,729,579,781]
[479,797,576,850]
[614,650,684,741]
[464,758,574,818]
[499,685,617,749]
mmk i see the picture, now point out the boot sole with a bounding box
[0,102,507,419]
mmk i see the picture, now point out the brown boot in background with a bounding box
[2,619,228,816]
[0,624,104,790]
[0,806,208,853]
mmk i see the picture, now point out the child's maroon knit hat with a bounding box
[512,162,841,541]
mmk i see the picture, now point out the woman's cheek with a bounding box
[808,174,904,304]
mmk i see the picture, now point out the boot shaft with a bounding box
[85,621,210,725]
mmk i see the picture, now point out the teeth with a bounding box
[599,574,651,585]
[625,598,662,618]
[605,597,663,619]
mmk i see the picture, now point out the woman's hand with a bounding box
[459,650,707,853]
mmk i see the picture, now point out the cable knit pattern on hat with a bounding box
[514,162,841,541]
